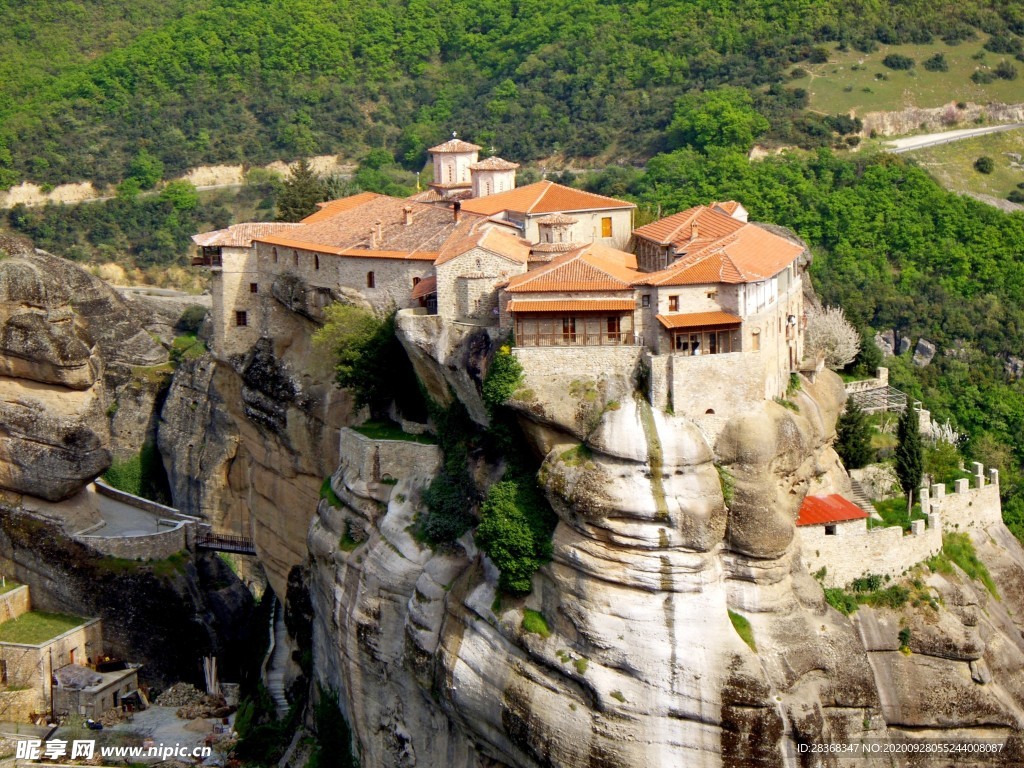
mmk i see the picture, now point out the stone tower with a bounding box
[428,134,481,198]
[469,156,519,197]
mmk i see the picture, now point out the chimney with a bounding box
[373,220,383,247]
[690,221,699,241]
[403,206,413,226]
[453,200,461,223]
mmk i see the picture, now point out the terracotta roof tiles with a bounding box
[633,205,744,248]
[435,220,531,266]
[411,275,437,299]
[461,180,635,217]
[302,192,382,223]
[508,299,635,313]
[469,156,519,171]
[429,138,482,153]
[192,222,301,248]
[506,243,639,293]
[656,311,742,329]
[796,495,869,526]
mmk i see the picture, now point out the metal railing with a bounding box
[515,331,639,347]
[195,530,256,555]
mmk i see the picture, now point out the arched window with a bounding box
[293,250,299,266]
[272,247,278,263]
[367,271,375,288]
[412,276,421,287]
[446,165,453,182]
[314,254,320,270]
[485,181,491,195]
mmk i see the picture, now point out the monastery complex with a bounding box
[193,137,807,426]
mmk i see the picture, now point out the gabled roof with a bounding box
[460,180,635,217]
[469,156,519,171]
[535,213,579,225]
[508,299,635,313]
[255,193,479,260]
[434,219,531,266]
[429,138,482,153]
[638,224,804,286]
[192,222,301,248]
[656,311,741,329]
[302,192,382,223]
[633,205,744,248]
[411,275,437,299]
[506,243,639,293]
[796,495,869,526]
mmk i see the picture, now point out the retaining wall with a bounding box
[337,427,443,504]
[798,513,942,588]
[0,585,29,623]
[75,526,188,561]
[93,481,181,518]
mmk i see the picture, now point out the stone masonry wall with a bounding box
[513,345,642,389]
[436,247,526,322]
[336,428,443,505]
[798,515,943,588]
[923,466,1002,532]
[75,526,188,562]
[213,245,260,358]
[94,481,180,519]
[0,585,29,623]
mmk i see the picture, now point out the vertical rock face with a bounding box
[306,324,1024,767]
[159,308,353,597]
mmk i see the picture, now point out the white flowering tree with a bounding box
[805,305,861,370]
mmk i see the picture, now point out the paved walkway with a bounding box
[89,491,167,538]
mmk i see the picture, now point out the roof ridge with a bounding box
[527,180,554,214]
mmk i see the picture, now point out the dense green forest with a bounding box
[2,0,1023,187]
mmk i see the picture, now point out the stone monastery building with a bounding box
[193,136,808,421]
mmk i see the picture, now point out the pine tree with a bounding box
[836,397,873,469]
[895,405,923,501]
[276,159,325,222]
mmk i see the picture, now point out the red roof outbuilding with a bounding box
[796,495,869,526]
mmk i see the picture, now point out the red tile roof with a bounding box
[712,200,743,216]
[796,495,869,526]
[461,180,634,217]
[411,275,437,299]
[192,222,301,248]
[302,192,382,223]
[429,138,482,153]
[435,219,531,266]
[639,224,804,286]
[656,311,742,330]
[506,243,639,293]
[508,299,635,313]
[254,193,479,261]
[633,205,744,247]
[469,156,519,171]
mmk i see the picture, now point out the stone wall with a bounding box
[923,466,1002,532]
[75,525,188,562]
[665,350,767,421]
[0,585,29,623]
[436,246,526,322]
[212,245,261,358]
[0,618,103,721]
[843,368,890,394]
[513,345,642,386]
[521,208,633,246]
[93,481,180,518]
[336,428,443,505]
[798,514,943,588]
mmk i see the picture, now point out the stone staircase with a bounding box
[263,598,290,719]
[848,477,878,517]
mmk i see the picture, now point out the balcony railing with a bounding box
[515,331,638,347]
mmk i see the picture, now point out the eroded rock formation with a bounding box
[302,316,1024,767]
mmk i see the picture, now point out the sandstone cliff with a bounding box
[302,317,1024,767]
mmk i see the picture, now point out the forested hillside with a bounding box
[2,0,1023,187]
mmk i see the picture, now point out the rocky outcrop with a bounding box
[159,308,354,597]
[859,102,1024,138]
[912,338,937,367]
[303,319,1024,766]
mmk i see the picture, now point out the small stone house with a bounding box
[433,220,530,324]
[795,494,869,535]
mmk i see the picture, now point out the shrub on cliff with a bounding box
[477,475,556,595]
[482,344,523,414]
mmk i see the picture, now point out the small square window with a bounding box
[825,525,837,536]
[641,295,650,308]
[668,295,679,312]
[250,283,258,294]
[235,311,248,327]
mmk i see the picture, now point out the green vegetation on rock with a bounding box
[728,610,756,652]
[521,609,551,638]
[0,611,86,644]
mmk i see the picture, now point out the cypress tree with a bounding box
[836,397,873,469]
[276,158,325,222]
[895,405,923,501]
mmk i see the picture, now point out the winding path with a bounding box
[885,123,1024,154]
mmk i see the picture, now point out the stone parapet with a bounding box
[75,525,188,562]
[920,464,1003,532]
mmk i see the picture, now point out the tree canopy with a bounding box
[668,87,770,153]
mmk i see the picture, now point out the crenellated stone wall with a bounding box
[798,514,943,588]
[923,465,1002,532]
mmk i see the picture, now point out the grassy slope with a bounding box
[805,39,1024,114]
[909,127,1024,198]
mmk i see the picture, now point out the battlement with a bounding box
[921,463,1002,532]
